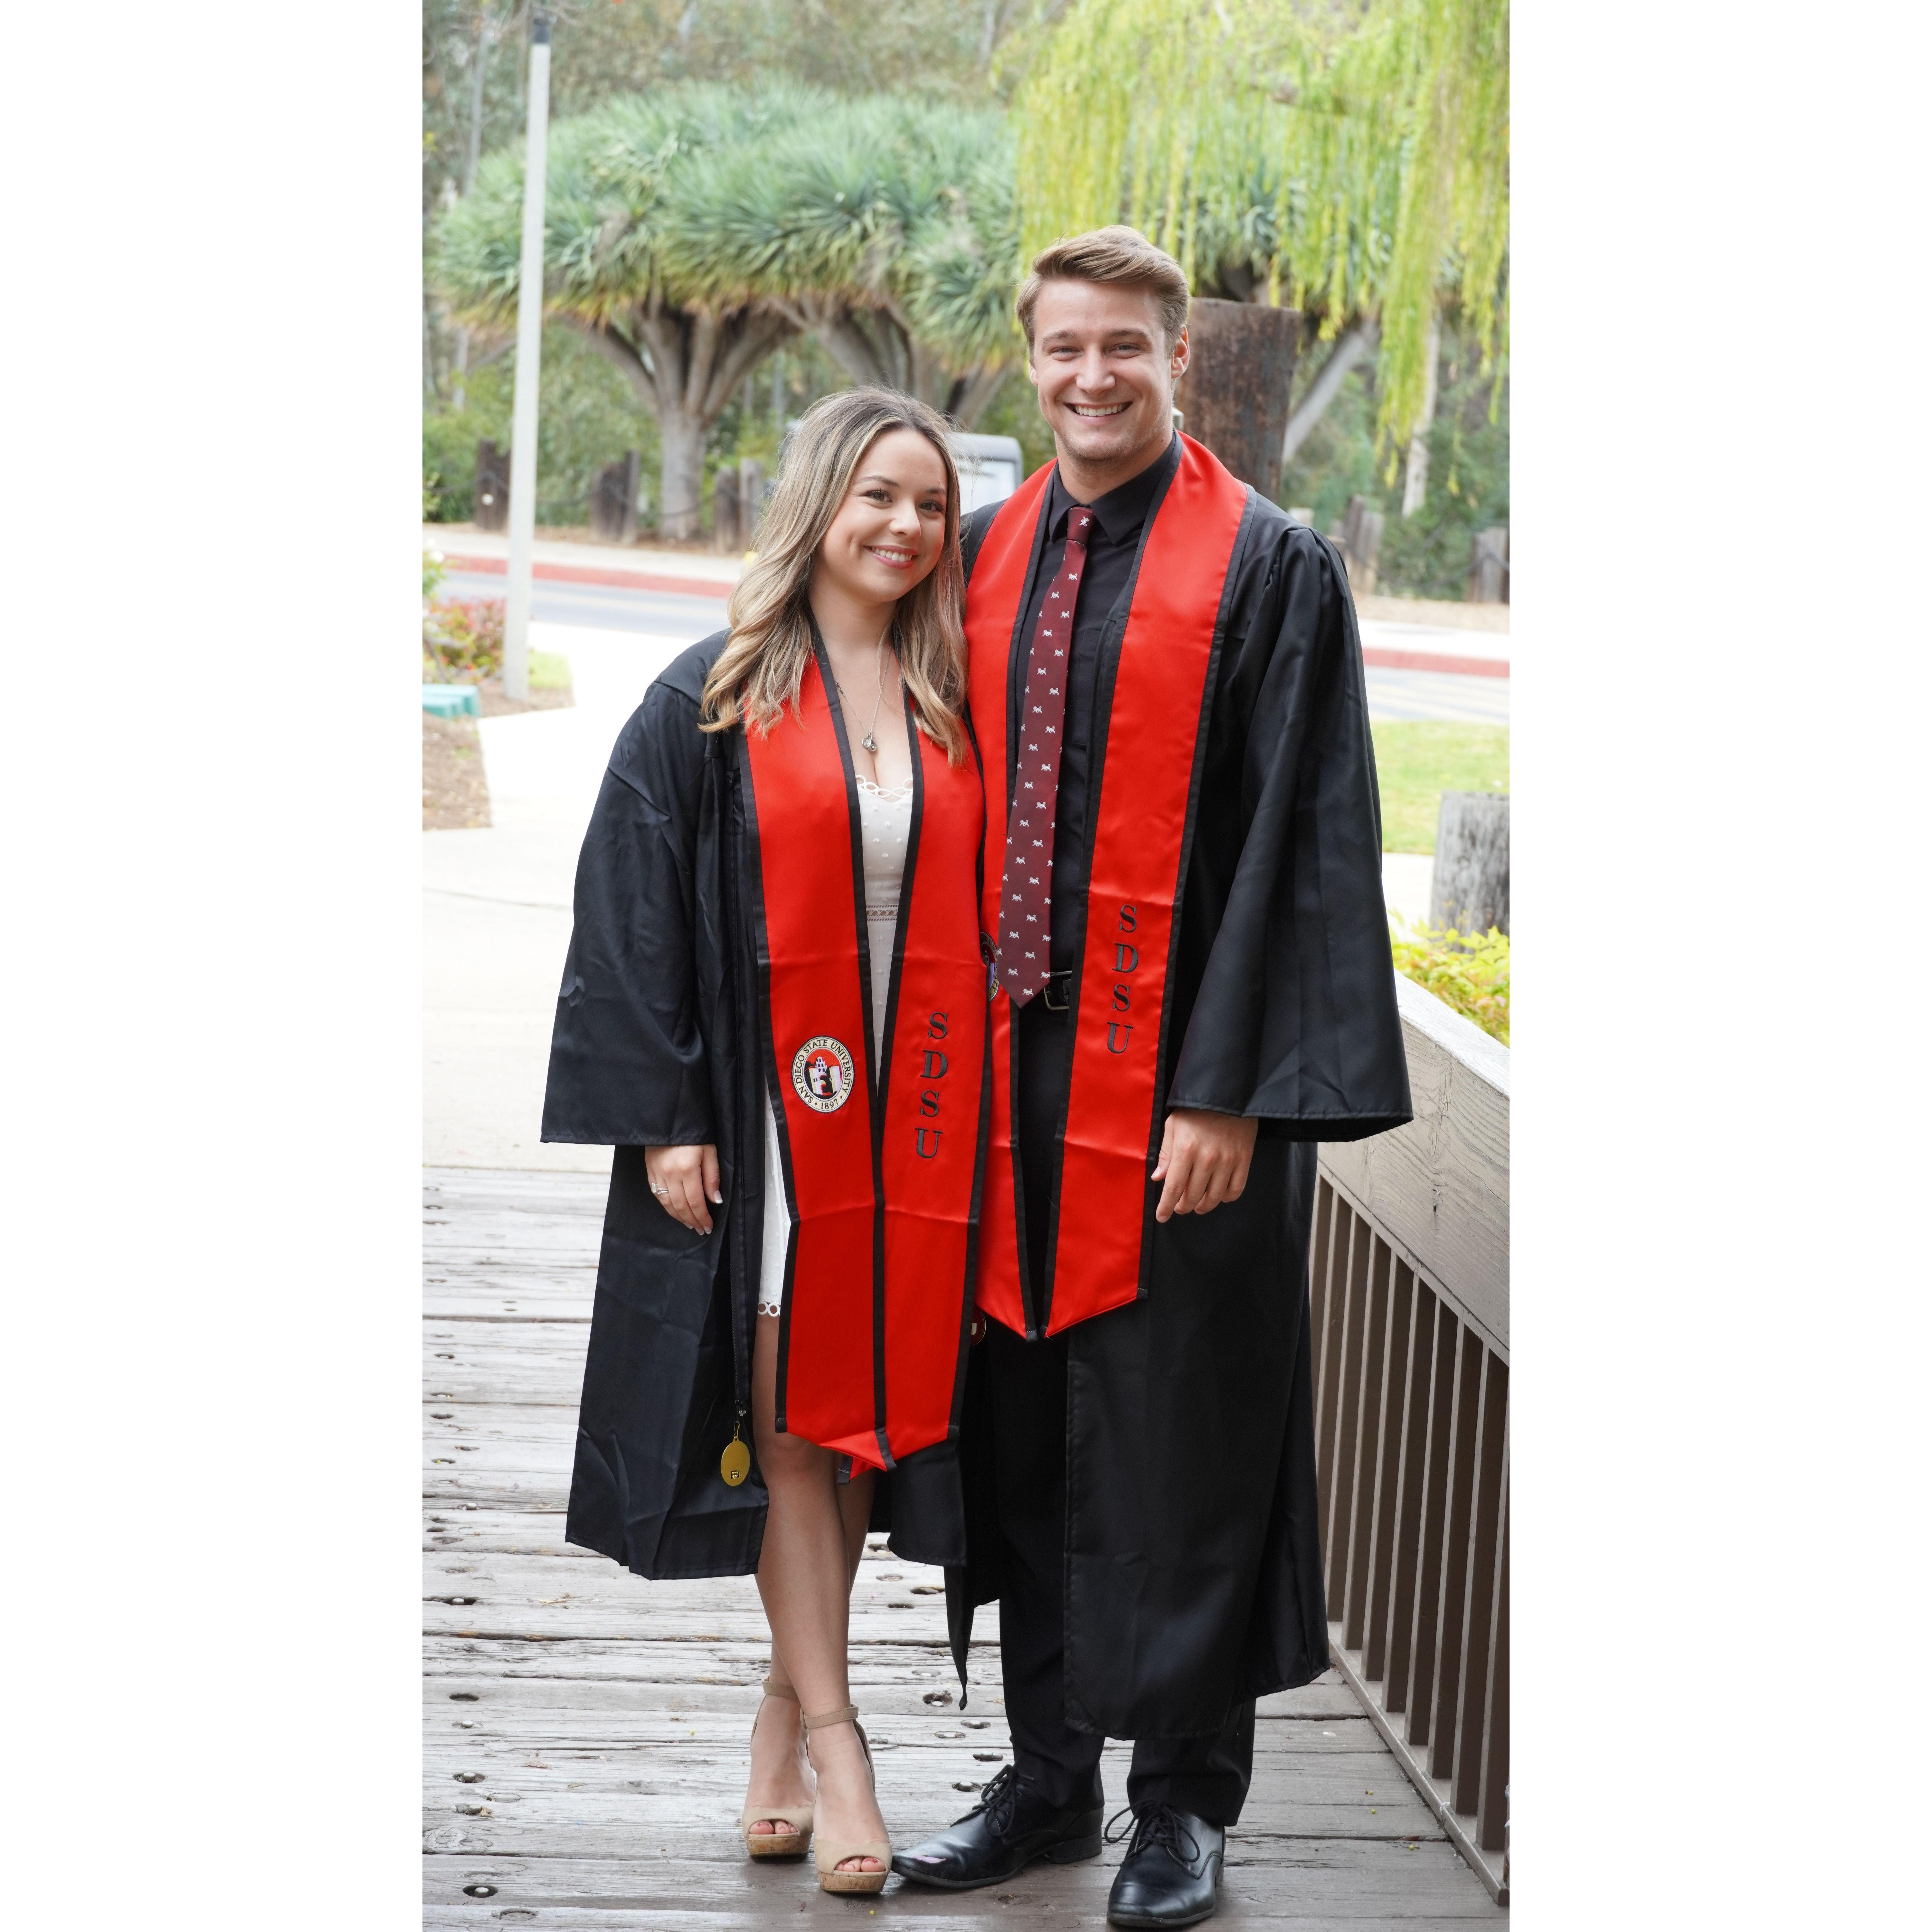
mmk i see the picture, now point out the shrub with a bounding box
[1390,920,1509,1045]
[424,595,505,682]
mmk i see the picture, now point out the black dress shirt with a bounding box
[1008,433,1181,976]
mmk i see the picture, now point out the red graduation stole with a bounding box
[965,434,1249,1338]
[743,651,987,1469]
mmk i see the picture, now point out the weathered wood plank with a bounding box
[425,1323,589,1405]
[424,1840,1502,1927]
[422,1168,1505,1925]
[426,1166,608,1211]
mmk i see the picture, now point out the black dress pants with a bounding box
[993,999,1256,1828]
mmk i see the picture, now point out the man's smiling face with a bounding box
[1027,278,1190,483]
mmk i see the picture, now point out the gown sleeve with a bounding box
[1164,516,1413,1141]
[540,668,717,1147]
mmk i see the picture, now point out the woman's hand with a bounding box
[646,1144,722,1235]
[1151,1110,1258,1223]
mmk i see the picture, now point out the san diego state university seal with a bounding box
[791,1036,856,1114]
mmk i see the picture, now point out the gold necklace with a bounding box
[834,634,892,754]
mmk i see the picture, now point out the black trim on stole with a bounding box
[995,485,1057,1338]
[809,628,895,1468]
[1028,459,1244,1331]
[1129,486,1260,1291]
[1028,453,1180,1333]
[737,726,800,1436]
[865,681,925,1469]
[961,504,996,583]
[950,717,994,1435]
[715,733,756,1423]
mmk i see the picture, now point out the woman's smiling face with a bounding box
[814,427,950,607]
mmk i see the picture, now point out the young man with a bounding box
[890,228,1412,1927]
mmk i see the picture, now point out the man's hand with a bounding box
[1151,1110,1258,1223]
[645,1143,722,1235]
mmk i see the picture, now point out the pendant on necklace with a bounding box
[861,733,878,753]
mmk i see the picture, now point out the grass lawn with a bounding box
[530,649,572,691]
[1371,721,1510,853]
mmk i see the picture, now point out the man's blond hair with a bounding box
[1015,226,1191,352]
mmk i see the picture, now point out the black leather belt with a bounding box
[1041,971,1072,1013]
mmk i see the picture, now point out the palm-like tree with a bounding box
[666,96,1020,425]
[430,84,1026,538]
[432,86,809,540]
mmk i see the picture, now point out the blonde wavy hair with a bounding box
[700,388,969,764]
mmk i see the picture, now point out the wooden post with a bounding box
[712,468,740,554]
[1429,793,1510,936]
[1467,526,1509,603]
[474,441,510,533]
[1172,298,1300,499]
[589,450,639,545]
[1331,493,1384,594]
[737,457,765,547]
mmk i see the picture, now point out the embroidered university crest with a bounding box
[791,1036,856,1113]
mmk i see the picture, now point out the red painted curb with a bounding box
[1360,645,1509,679]
[440,552,733,600]
[439,553,1510,677]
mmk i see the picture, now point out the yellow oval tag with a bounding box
[720,1435,752,1487]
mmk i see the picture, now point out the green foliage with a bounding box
[423,323,660,526]
[424,595,505,681]
[1369,721,1508,853]
[1390,920,1509,1044]
[1372,359,1510,596]
[1285,336,1508,598]
[428,84,1016,419]
[528,649,573,692]
[662,92,1023,382]
[422,546,448,603]
[1010,0,1508,454]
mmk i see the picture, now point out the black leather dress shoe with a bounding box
[891,1766,1104,1890]
[1105,1805,1226,1927]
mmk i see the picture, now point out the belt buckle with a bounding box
[1041,973,1070,1014]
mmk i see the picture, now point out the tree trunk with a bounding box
[659,410,707,543]
[1401,312,1443,519]
[565,303,794,543]
[1173,298,1300,497]
[945,365,1009,428]
[1429,792,1509,935]
[1280,323,1377,469]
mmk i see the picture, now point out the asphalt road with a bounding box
[444,570,1510,726]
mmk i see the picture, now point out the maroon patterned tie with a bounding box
[996,504,1095,1005]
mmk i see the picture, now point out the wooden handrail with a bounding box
[1315,973,1510,1902]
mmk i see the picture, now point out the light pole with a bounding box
[502,5,552,702]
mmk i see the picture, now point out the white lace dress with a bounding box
[755,776,913,1316]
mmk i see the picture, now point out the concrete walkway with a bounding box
[424,622,690,1175]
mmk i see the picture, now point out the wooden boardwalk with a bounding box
[424,1167,1508,1927]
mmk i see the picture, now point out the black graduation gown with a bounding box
[541,634,966,1581]
[947,491,1413,1738]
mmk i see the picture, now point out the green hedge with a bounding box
[1391,921,1509,1045]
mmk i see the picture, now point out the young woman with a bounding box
[540,390,988,1895]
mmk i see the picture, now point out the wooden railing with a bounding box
[1312,974,1510,1903]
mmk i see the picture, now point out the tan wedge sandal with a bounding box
[738,1676,815,1859]
[803,1703,890,1894]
